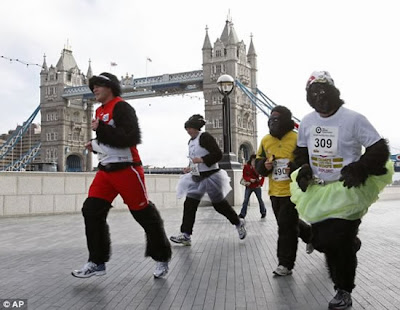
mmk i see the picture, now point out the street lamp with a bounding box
[217,74,241,169]
[217,74,234,154]
[217,74,235,96]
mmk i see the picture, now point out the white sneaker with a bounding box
[170,233,191,246]
[153,261,169,278]
[236,218,247,240]
[306,243,314,254]
[71,261,106,278]
[273,265,292,276]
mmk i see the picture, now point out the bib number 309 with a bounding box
[311,126,338,156]
[314,138,332,148]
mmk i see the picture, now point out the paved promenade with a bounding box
[0,190,399,310]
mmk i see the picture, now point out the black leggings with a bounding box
[270,196,311,269]
[82,197,112,264]
[130,201,172,262]
[180,197,240,235]
[82,198,171,264]
[312,218,361,292]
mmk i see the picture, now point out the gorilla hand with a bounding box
[339,162,369,188]
[296,164,313,192]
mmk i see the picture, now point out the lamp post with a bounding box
[217,74,241,170]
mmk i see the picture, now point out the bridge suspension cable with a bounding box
[235,80,301,128]
[0,105,40,161]
[235,80,273,117]
[1,142,41,172]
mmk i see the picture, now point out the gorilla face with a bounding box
[268,111,294,139]
[307,83,343,116]
[268,113,281,136]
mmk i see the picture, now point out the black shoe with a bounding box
[328,289,352,310]
[239,214,245,219]
[261,214,266,219]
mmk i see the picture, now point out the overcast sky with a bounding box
[1,0,399,167]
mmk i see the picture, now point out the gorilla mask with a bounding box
[268,106,295,139]
[306,83,344,116]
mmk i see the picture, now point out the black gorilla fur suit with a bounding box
[293,79,389,300]
[294,82,389,192]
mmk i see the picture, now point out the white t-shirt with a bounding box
[188,132,219,173]
[91,139,133,165]
[297,106,381,182]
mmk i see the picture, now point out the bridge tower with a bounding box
[39,47,93,171]
[202,20,258,163]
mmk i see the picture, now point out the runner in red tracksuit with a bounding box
[239,154,266,219]
[71,72,171,279]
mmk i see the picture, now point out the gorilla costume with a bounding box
[255,106,311,276]
[290,71,394,309]
[72,72,171,280]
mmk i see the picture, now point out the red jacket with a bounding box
[242,164,265,188]
[95,97,142,164]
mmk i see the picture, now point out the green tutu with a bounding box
[290,161,394,223]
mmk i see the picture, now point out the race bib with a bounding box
[188,159,200,176]
[272,158,290,181]
[310,126,338,156]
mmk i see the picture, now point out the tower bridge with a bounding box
[2,19,263,172]
[62,70,204,101]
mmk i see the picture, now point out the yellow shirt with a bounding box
[256,131,297,197]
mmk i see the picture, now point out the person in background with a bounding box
[255,105,312,277]
[170,114,246,246]
[71,72,171,279]
[239,154,266,219]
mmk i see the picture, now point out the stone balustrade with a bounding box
[2,171,397,218]
[0,171,267,217]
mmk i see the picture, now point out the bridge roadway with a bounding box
[63,70,204,100]
[0,188,399,310]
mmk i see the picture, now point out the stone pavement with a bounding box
[0,196,400,310]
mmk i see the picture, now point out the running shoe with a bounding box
[236,218,247,240]
[71,261,106,278]
[170,233,191,246]
[273,265,293,276]
[153,261,169,278]
[328,289,352,310]
[306,243,314,254]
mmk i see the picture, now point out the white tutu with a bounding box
[176,169,232,202]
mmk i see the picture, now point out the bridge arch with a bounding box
[65,154,83,172]
[238,142,254,164]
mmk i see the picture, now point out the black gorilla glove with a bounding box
[255,158,271,177]
[296,164,313,192]
[287,161,297,176]
[339,162,369,188]
[340,139,389,189]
